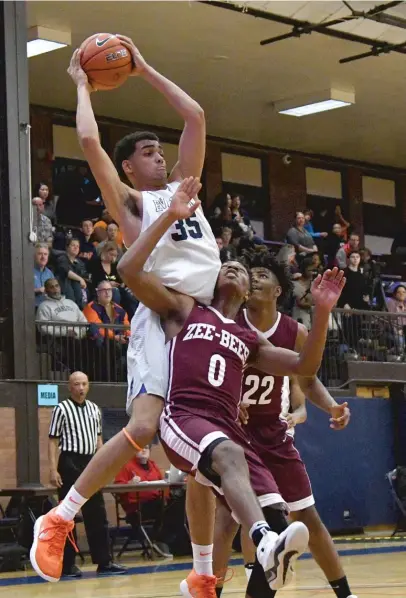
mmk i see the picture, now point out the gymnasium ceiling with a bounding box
[27,1,406,169]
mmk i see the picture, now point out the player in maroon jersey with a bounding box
[116,178,345,598]
[212,247,357,598]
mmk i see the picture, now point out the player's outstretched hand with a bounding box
[329,402,351,430]
[67,49,93,91]
[116,35,148,76]
[169,177,202,221]
[311,267,346,312]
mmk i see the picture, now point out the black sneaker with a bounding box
[97,562,127,576]
[62,565,82,578]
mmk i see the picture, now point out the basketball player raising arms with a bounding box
[30,37,221,583]
[114,181,346,597]
[211,248,357,598]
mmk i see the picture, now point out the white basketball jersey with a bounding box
[140,181,220,305]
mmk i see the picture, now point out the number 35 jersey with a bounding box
[141,181,220,306]
[166,304,259,422]
[237,309,299,426]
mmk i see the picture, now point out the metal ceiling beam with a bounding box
[200,1,406,56]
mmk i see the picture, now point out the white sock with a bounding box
[192,543,213,576]
[55,486,87,521]
[245,564,254,581]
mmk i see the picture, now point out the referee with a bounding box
[48,371,126,578]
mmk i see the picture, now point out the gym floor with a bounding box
[0,538,405,597]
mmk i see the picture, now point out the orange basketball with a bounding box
[80,33,133,91]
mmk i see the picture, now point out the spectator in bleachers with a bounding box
[97,223,124,259]
[115,445,172,558]
[291,256,317,329]
[286,212,317,258]
[276,244,301,280]
[214,236,223,251]
[88,242,122,303]
[325,223,345,269]
[34,243,54,307]
[387,284,406,352]
[338,251,369,310]
[311,251,324,275]
[55,238,88,309]
[360,248,380,302]
[46,235,65,273]
[33,182,57,224]
[83,281,130,346]
[32,197,53,243]
[77,219,97,266]
[37,278,88,339]
[303,209,328,240]
[93,209,111,242]
[220,227,238,261]
[336,232,360,269]
[334,205,350,241]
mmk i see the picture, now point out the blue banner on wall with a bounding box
[37,384,59,406]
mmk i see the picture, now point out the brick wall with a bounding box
[0,408,16,489]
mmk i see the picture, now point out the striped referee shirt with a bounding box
[49,398,102,455]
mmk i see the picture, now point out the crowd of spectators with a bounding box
[32,181,138,380]
[33,178,406,383]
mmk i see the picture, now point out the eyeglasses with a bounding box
[97,288,113,293]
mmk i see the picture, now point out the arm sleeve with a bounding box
[55,254,72,277]
[49,405,63,438]
[286,228,299,246]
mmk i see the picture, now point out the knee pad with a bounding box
[262,505,288,535]
[197,437,228,487]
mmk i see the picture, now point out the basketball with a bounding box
[80,33,133,91]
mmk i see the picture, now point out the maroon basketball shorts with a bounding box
[160,406,284,509]
[245,421,314,511]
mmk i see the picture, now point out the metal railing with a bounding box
[36,308,406,387]
[316,307,406,388]
[36,320,129,383]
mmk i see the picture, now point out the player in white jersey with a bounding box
[30,38,220,583]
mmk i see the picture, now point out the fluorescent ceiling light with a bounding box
[27,26,71,58]
[275,88,355,118]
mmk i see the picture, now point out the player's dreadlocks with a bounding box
[240,245,293,304]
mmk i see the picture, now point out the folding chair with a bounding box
[386,468,406,536]
[110,495,155,560]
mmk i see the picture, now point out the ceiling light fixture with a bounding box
[275,88,355,117]
[27,26,71,58]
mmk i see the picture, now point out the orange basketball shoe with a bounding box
[30,507,76,582]
[180,570,217,598]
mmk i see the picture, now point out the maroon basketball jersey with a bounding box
[237,309,298,420]
[166,304,259,422]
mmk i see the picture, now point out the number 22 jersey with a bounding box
[237,309,299,443]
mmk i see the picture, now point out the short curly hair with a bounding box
[241,245,293,303]
[113,131,160,179]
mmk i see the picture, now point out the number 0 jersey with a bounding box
[166,304,259,422]
[237,309,299,422]
[141,181,220,305]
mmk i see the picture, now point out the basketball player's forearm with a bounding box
[141,66,204,120]
[299,377,338,414]
[118,211,176,277]
[76,84,99,143]
[295,306,330,376]
[291,404,307,424]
